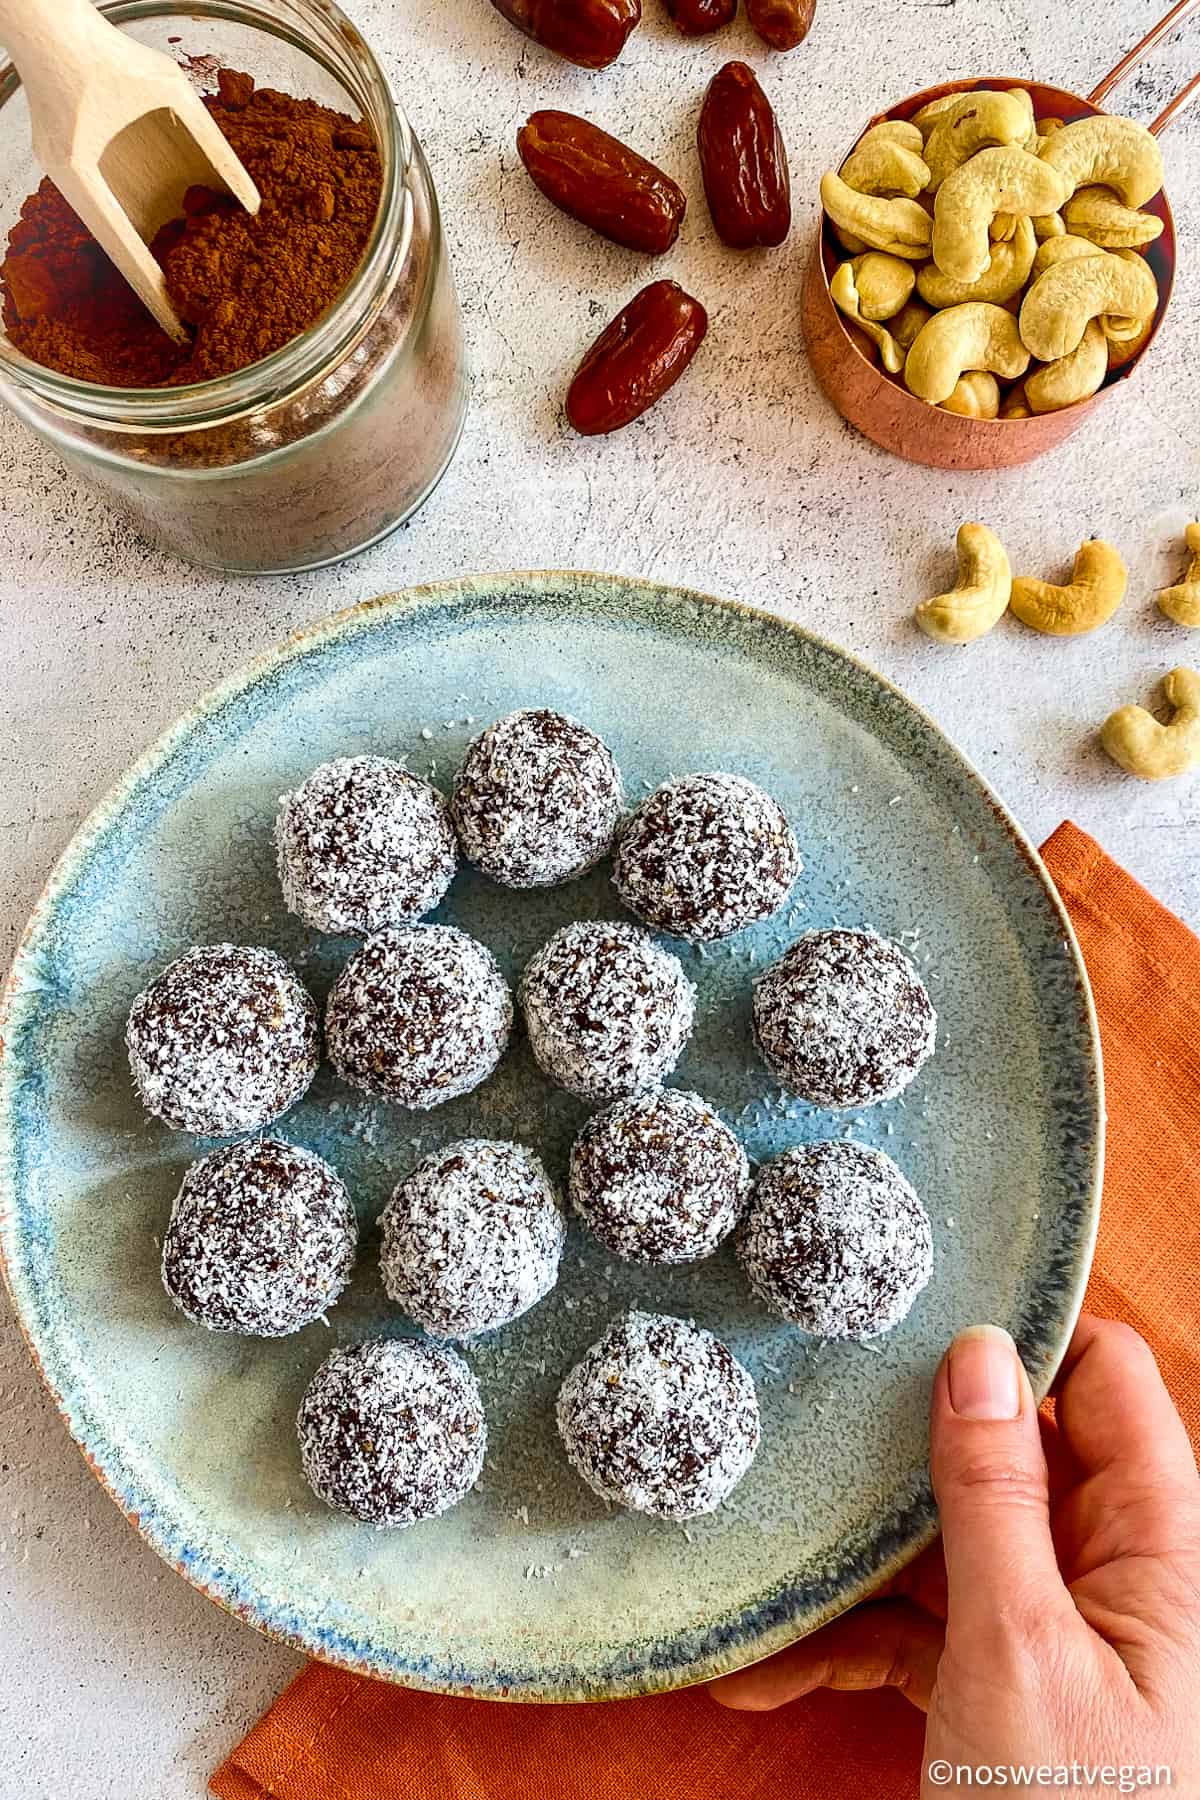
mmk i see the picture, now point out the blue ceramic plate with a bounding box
[0,573,1102,1699]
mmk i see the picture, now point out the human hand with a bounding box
[710,1316,1200,1796]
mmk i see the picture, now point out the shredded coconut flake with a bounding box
[126,944,318,1137]
[451,709,624,888]
[275,756,457,936]
[753,927,936,1109]
[298,1338,486,1529]
[556,1311,760,1521]
[613,771,800,943]
[326,925,512,1109]
[739,1140,933,1340]
[520,921,694,1103]
[379,1139,565,1338]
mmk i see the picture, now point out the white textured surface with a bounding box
[0,0,1197,1791]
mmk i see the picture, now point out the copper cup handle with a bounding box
[1087,0,1200,134]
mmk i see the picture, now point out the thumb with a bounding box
[930,1324,1071,1646]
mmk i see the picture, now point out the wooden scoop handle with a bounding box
[0,0,121,112]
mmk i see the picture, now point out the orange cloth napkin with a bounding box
[212,821,1200,1800]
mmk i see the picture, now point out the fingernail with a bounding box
[948,1325,1022,1420]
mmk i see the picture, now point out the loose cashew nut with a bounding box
[941,371,1001,418]
[840,123,931,198]
[1024,319,1108,413]
[916,522,1011,643]
[1157,524,1200,629]
[1062,186,1164,248]
[830,262,904,372]
[888,296,933,351]
[917,216,1036,308]
[821,172,933,259]
[849,252,916,320]
[924,90,1033,191]
[904,302,1031,404]
[1032,232,1104,277]
[1101,668,1200,780]
[1018,248,1158,360]
[932,147,1070,284]
[999,383,1031,418]
[1040,114,1165,209]
[1033,211,1065,239]
[990,212,1019,242]
[1009,539,1127,636]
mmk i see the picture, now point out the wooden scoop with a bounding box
[0,0,260,343]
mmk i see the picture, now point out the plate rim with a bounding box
[0,568,1105,1700]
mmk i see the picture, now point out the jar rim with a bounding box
[0,0,411,425]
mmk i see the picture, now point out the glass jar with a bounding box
[0,0,468,574]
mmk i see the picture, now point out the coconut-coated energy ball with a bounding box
[162,1138,356,1336]
[556,1311,760,1520]
[380,1139,565,1338]
[753,927,936,1109]
[325,925,512,1108]
[126,944,319,1136]
[519,920,695,1103]
[451,708,624,888]
[613,771,800,942]
[569,1089,749,1264]
[738,1140,933,1340]
[297,1338,486,1528]
[275,755,457,936]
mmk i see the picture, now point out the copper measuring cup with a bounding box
[800,0,1200,470]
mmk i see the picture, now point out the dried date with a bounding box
[517,112,685,253]
[488,0,641,68]
[745,0,814,50]
[697,61,791,249]
[663,0,737,36]
[566,280,708,435]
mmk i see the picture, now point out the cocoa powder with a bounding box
[1,69,382,387]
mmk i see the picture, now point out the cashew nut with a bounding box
[1037,117,1065,139]
[1018,248,1158,360]
[1157,524,1200,629]
[1024,319,1108,413]
[940,371,1001,418]
[916,522,1011,643]
[849,252,916,320]
[932,147,1070,284]
[1062,186,1164,248]
[924,90,1034,191]
[999,383,1031,418]
[821,172,933,259]
[1032,232,1104,277]
[917,216,1036,308]
[1101,668,1200,780]
[840,123,931,198]
[888,296,933,351]
[830,262,904,372]
[833,224,870,255]
[1040,114,1165,208]
[1009,539,1127,636]
[1106,305,1155,370]
[903,302,1031,404]
[989,212,1019,243]
[870,119,927,152]
[912,93,963,138]
[1033,211,1065,239]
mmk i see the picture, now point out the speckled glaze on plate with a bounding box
[0,572,1102,1700]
